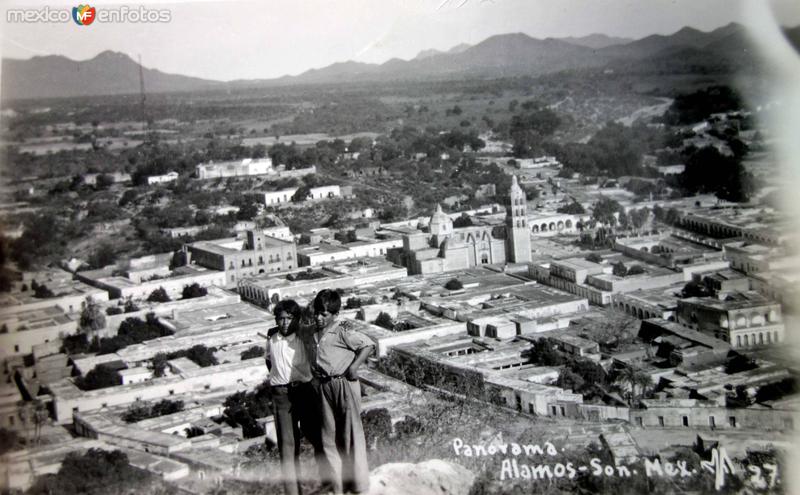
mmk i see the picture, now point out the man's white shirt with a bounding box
[266,331,313,386]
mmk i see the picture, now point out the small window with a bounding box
[73,407,79,413]
[635,417,643,427]
[682,416,689,427]
[14,345,19,353]
[658,416,664,427]
[560,406,565,416]
[169,390,174,395]
[729,416,737,428]
[551,406,558,415]
[709,416,715,428]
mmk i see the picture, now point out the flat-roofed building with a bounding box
[630,398,795,431]
[681,207,787,246]
[77,265,227,301]
[297,236,402,267]
[51,359,268,424]
[612,284,682,320]
[196,158,273,179]
[676,291,784,349]
[533,255,687,306]
[237,258,407,306]
[186,230,297,287]
[724,241,800,275]
[0,274,109,358]
[147,171,179,185]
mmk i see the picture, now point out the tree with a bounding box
[79,297,106,334]
[619,367,654,406]
[345,297,363,309]
[75,364,122,391]
[62,333,90,355]
[585,253,603,263]
[92,314,173,354]
[123,296,139,313]
[223,381,272,439]
[181,283,207,299]
[612,261,628,277]
[556,369,585,392]
[444,278,463,290]
[88,243,117,269]
[664,85,742,125]
[681,280,712,298]
[374,312,395,331]
[147,287,171,303]
[629,208,650,233]
[292,185,310,203]
[627,265,645,276]
[591,197,623,227]
[172,344,218,367]
[725,353,758,374]
[569,358,608,388]
[732,384,753,407]
[528,338,564,366]
[151,352,169,378]
[122,399,184,423]
[236,201,260,221]
[379,204,407,222]
[95,174,115,189]
[118,189,138,207]
[453,214,473,228]
[241,345,265,360]
[680,146,754,202]
[185,426,205,438]
[34,283,55,298]
[557,200,586,214]
[26,448,157,495]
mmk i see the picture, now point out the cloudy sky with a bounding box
[2,0,799,81]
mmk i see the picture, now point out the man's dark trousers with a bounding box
[272,381,324,495]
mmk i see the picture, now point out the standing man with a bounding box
[309,289,374,494]
[265,299,320,495]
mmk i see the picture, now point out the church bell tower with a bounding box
[506,175,531,263]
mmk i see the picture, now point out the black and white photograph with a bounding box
[1,0,799,493]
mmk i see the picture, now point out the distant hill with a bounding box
[286,33,605,84]
[414,49,443,61]
[414,43,472,60]
[2,23,797,100]
[1,50,220,100]
[558,33,633,49]
[447,43,471,55]
[596,23,745,59]
[279,24,762,85]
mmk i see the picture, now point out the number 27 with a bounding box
[748,464,778,488]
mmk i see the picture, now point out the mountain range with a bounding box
[2,23,798,100]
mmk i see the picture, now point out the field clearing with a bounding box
[242,131,380,147]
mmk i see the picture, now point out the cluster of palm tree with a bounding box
[18,399,49,447]
[617,366,655,406]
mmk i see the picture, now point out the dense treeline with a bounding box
[662,85,743,125]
